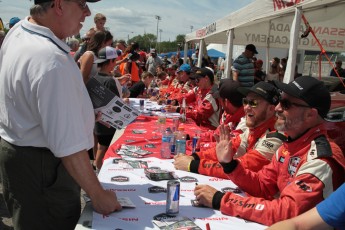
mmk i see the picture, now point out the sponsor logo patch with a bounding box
[288,157,301,176]
[279,156,285,163]
[295,180,312,192]
[261,140,274,150]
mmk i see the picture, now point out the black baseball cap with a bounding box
[274,76,330,118]
[218,80,244,107]
[34,0,100,4]
[245,44,258,54]
[190,67,214,83]
[238,81,280,105]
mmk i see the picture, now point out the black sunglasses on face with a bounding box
[242,98,259,108]
[279,98,310,110]
[195,77,204,83]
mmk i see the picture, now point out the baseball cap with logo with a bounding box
[150,48,157,54]
[94,46,118,64]
[35,0,100,4]
[238,81,280,105]
[274,76,331,118]
[176,64,191,73]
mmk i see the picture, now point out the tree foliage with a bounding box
[126,33,188,53]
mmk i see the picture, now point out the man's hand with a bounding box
[118,74,131,85]
[91,190,122,214]
[95,111,111,128]
[173,154,194,171]
[194,184,218,208]
[216,124,234,163]
[61,151,122,216]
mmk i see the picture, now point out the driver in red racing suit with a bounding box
[194,77,345,226]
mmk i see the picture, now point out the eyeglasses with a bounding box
[65,0,88,9]
[195,77,205,83]
[242,98,259,108]
[279,98,310,111]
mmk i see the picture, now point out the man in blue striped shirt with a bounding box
[232,44,257,88]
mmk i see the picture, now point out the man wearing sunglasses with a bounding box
[0,0,122,229]
[166,68,219,131]
[194,77,345,226]
[174,81,284,177]
[164,64,195,105]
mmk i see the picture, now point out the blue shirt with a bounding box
[232,53,255,88]
[317,183,345,229]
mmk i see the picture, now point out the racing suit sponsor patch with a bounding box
[288,157,301,177]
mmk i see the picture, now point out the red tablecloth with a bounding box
[104,115,202,160]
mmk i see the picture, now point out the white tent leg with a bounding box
[284,7,302,83]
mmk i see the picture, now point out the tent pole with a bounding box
[284,7,302,83]
[225,29,234,79]
[197,39,205,68]
[265,20,272,74]
[183,42,188,64]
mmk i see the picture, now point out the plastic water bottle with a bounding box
[175,126,186,155]
[157,109,167,125]
[161,127,173,159]
[180,98,187,123]
[157,109,167,133]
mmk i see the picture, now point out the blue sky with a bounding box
[0,0,254,41]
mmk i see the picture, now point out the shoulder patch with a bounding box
[314,135,332,158]
[266,131,287,142]
[307,135,332,161]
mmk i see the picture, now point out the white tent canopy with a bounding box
[186,0,345,52]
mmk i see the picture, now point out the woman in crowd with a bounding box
[79,31,113,83]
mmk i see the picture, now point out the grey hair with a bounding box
[30,1,53,16]
[67,38,80,49]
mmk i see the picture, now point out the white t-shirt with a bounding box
[266,72,279,82]
[0,17,94,157]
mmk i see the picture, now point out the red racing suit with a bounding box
[159,80,194,103]
[198,107,246,148]
[180,86,220,131]
[190,116,284,177]
[214,124,345,226]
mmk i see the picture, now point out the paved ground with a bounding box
[0,183,87,230]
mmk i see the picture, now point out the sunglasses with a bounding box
[242,98,259,108]
[195,76,205,83]
[65,0,88,9]
[279,98,310,110]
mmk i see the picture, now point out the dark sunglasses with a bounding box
[242,98,259,108]
[279,98,310,111]
[195,77,204,83]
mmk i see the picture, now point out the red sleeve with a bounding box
[221,172,325,226]
[221,157,334,226]
[196,147,218,161]
[238,149,271,172]
[186,99,216,123]
[197,160,228,179]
